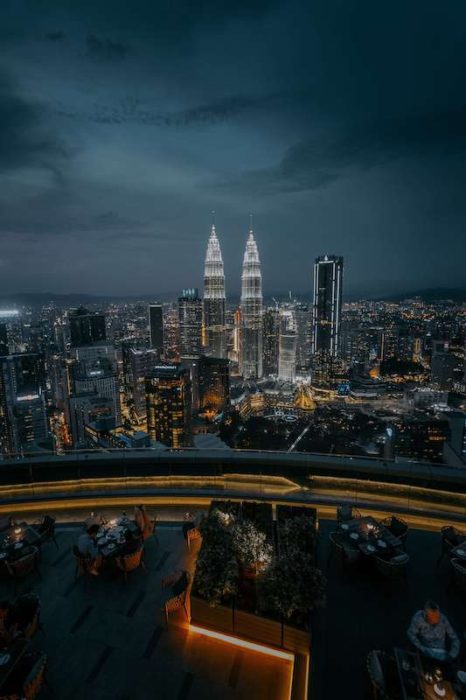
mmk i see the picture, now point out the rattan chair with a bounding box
[450,557,466,591]
[161,570,191,625]
[186,527,202,550]
[337,504,361,528]
[366,650,396,700]
[23,651,47,700]
[5,547,40,593]
[380,515,409,549]
[115,546,145,582]
[437,526,466,566]
[374,552,409,579]
[33,516,58,549]
[328,531,361,569]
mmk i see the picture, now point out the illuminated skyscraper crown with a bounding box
[204,225,225,300]
[241,229,262,301]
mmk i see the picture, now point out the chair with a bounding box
[10,594,43,640]
[32,515,58,549]
[450,558,466,592]
[5,547,40,593]
[186,527,202,550]
[367,650,396,700]
[437,526,466,566]
[374,552,409,579]
[115,546,145,582]
[328,531,361,569]
[381,515,408,549]
[337,504,361,528]
[161,570,191,625]
[22,651,47,700]
[72,545,93,579]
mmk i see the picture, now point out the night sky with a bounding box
[1,1,466,298]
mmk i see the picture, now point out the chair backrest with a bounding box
[367,650,386,692]
[442,526,461,546]
[117,547,143,573]
[6,547,38,578]
[375,553,409,578]
[41,515,56,538]
[337,505,353,523]
[23,651,47,700]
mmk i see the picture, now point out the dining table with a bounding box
[451,544,466,561]
[395,648,459,700]
[0,525,41,567]
[95,516,140,559]
[340,515,403,557]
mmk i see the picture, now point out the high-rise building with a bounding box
[69,356,121,431]
[294,302,311,372]
[69,307,106,347]
[240,227,263,379]
[262,308,280,376]
[145,364,192,447]
[278,309,297,382]
[198,356,230,416]
[203,224,226,358]
[122,346,159,420]
[311,255,343,358]
[0,353,48,454]
[178,289,203,356]
[0,324,8,356]
[148,304,164,357]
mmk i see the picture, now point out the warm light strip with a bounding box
[189,624,295,661]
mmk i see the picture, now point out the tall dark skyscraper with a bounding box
[311,255,343,358]
[240,227,263,379]
[203,224,226,358]
[198,355,230,416]
[0,353,47,454]
[69,307,106,347]
[148,304,164,357]
[0,324,8,356]
[178,289,203,356]
[262,307,280,376]
[145,364,192,447]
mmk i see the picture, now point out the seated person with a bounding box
[407,601,460,662]
[77,524,101,575]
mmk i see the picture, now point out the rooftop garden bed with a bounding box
[191,500,325,645]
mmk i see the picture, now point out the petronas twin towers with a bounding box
[203,222,263,379]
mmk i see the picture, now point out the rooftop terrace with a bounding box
[0,502,463,699]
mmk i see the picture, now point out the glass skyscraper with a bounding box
[240,227,263,379]
[311,255,343,358]
[203,224,226,359]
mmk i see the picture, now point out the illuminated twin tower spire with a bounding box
[202,215,263,378]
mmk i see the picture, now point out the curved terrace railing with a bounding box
[0,448,465,522]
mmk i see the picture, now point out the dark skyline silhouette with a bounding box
[1,1,466,296]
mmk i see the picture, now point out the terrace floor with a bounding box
[0,512,292,700]
[0,506,464,699]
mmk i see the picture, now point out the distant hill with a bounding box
[378,288,466,303]
[0,287,465,307]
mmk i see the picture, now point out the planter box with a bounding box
[190,595,234,633]
[234,608,282,647]
[283,624,311,654]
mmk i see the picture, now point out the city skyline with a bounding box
[2,2,466,297]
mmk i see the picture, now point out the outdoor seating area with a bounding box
[0,504,295,699]
[312,510,466,699]
[0,500,461,698]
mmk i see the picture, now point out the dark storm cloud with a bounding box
[1,0,466,295]
[86,34,133,62]
[220,106,466,195]
[45,31,65,42]
[0,71,68,175]
[54,92,289,127]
